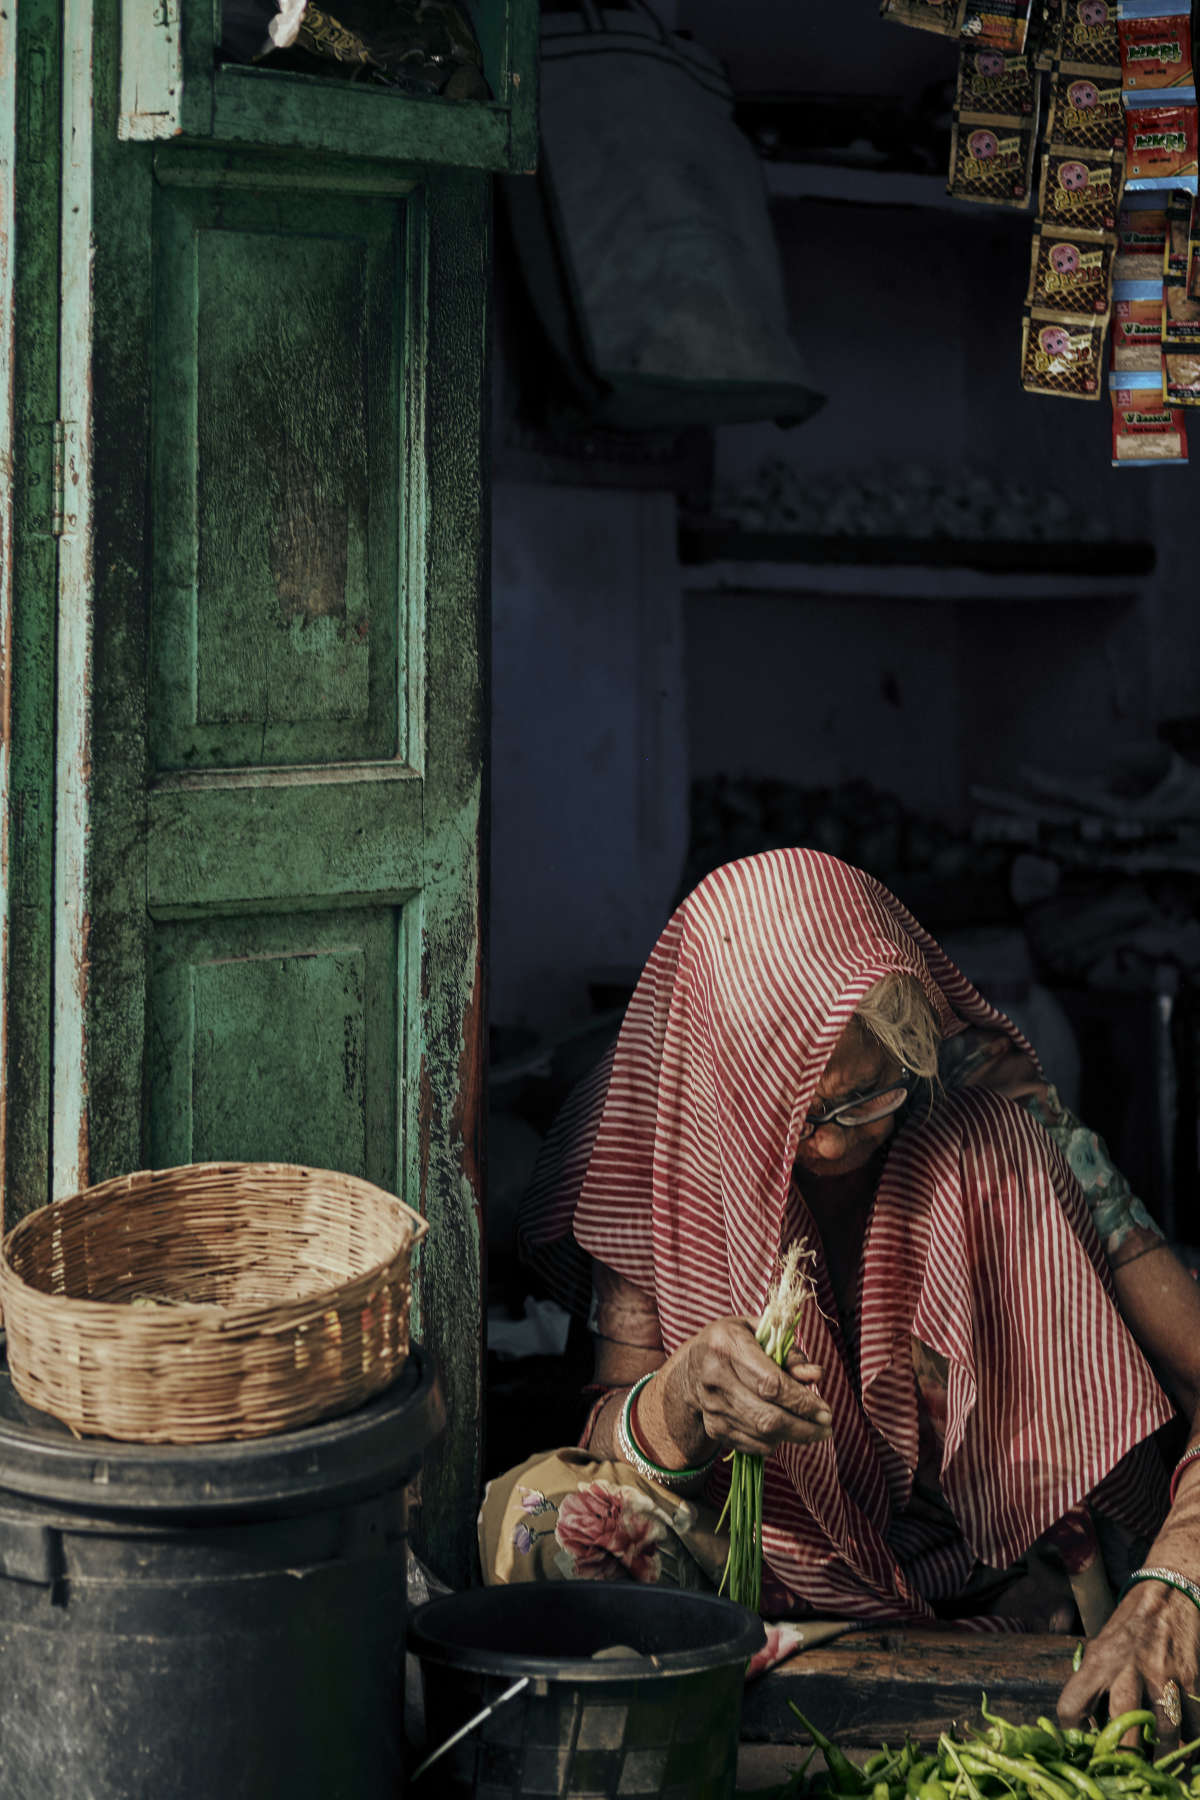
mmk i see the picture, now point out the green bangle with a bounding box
[1119,1566,1200,1616]
[616,1372,719,1488]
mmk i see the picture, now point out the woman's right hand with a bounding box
[651,1317,833,1463]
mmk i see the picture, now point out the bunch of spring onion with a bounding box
[779,1690,1200,1800]
[718,1241,817,1612]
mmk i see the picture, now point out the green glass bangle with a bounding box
[1119,1566,1200,1617]
[617,1372,719,1488]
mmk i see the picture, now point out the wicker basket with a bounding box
[0,1162,428,1444]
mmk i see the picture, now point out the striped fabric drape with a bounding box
[519,849,1172,1620]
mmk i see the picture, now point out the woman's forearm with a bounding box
[1109,1231,1200,1420]
[584,1348,717,1473]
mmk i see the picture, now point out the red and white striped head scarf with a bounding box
[522,849,1171,1620]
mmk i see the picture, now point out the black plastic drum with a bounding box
[0,1335,443,1800]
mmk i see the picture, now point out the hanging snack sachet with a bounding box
[1113,285,1168,363]
[1188,190,1200,295]
[1059,0,1121,69]
[880,0,968,31]
[1039,145,1124,228]
[1163,190,1200,363]
[1047,64,1128,150]
[1124,99,1200,187]
[1111,384,1189,457]
[1115,195,1169,274]
[1021,307,1108,392]
[1164,350,1200,400]
[957,40,1040,112]
[1028,226,1116,309]
[963,0,1035,52]
[950,111,1039,201]
[1117,0,1195,94]
[1033,0,1067,68]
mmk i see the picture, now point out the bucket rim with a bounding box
[408,1586,766,1681]
[0,1337,444,1517]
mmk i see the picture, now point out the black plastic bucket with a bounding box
[409,1584,765,1799]
[0,1335,443,1800]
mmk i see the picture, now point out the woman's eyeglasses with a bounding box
[797,1067,919,1141]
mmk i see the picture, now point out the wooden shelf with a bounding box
[764,162,961,209]
[678,521,1155,602]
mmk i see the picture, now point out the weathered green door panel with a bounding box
[118,0,538,175]
[151,181,408,771]
[147,774,423,916]
[149,904,414,1182]
[3,0,62,1222]
[81,107,489,1578]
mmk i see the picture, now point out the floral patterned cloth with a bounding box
[479,1446,813,1677]
[480,1448,722,1591]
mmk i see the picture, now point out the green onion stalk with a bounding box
[717,1241,817,1612]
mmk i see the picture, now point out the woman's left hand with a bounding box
[1057,1520,1200,1751]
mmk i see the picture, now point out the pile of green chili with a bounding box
[761,1693,1200,1800]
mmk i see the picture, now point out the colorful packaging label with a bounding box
[1115,203,1169,277]
[1164,199,1200,339]
[1039,147,1122,229]
[1028,228,1115,311]
[1118,12,1194,91]
[1188,195,1200,296]
[1113,293,1167,365]
[950,111,1037,202]
[1125,100,1200,187]
[1164,350,1200,401]
[963,1,1035,51]
[1021,307,1108,394]
[1049,65,1128,150]
[1111,385,1188,458]
[1060,0,1121,68]
[958,44,1039,111]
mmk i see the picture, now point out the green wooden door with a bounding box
[2,2,494,1584]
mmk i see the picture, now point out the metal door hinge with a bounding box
[50,419,65,536]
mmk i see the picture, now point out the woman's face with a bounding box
[793,1018,905,1178]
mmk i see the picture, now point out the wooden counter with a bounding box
[737,1631,1078,1791]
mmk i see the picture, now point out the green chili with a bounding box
[1091,1716,1158,1762]
[1158,1743,1200,1775]
[789,1706,869,1794]
[939,1734,987,1800]
[908,1756,940,1795]
[1048,1759,1109,1800]
[958,1741,1079,1800]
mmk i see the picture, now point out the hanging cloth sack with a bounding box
[502,0,824,430]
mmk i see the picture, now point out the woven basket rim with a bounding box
[0,1160,428,1332]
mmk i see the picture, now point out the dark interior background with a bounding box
[484,0,1200,1465]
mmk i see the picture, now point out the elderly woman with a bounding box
[483,849,1200,1735]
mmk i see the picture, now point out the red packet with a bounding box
[1125,102,1200,189]
[1115,203,1168,279]
[1111,386,1188,459]
[1118,9,1195,92]
[1112,294,1166,368]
